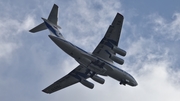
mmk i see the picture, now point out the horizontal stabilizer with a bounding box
[29,22,47,33]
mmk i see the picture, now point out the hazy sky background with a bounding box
[0,0,180,101]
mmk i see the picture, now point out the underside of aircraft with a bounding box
[29,4,137,94]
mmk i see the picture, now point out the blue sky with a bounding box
[0,0,180,101]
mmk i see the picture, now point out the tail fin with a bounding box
[29,4,59,33]
[48,4,58,25]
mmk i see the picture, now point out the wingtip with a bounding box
[42,89,51,94]
[117,12,124,19]
[117,12,123,16]
[29,29,34,33]
[117,12,121,15]
[29,28,38,33]
[53,4,58,8]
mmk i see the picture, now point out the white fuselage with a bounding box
[49,35,137,86]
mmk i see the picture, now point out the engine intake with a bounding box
[91,75,105,84]
[110,55,124,65]
[113,47,126,56]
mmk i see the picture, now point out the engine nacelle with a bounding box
[110,55,124,65]
[91,75,105,84]
[113,47,126,56]
[80,79,94,89]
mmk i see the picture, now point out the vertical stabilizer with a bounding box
[48,4,58,25]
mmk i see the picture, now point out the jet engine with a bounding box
[113,47,126,56]
[80,79,94,89]
[110,55,124,65]
[91,75,105,84]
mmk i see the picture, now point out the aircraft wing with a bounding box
[92,13,124,62]
[42,65,90,94]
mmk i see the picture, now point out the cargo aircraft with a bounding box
[29,4,138,94]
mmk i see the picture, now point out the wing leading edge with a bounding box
[92,13,124,62]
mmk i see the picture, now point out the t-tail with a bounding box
[29,4,64,38]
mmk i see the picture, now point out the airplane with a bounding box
[29,4,138,94]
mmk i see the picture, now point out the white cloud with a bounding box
[18,15,36,33]
[27,2,180,101]
[0,14,35,61]
[134,62,180,101]
[149,13,180,40]
[0,42,18,60]
[1,0,180,101]
[115,11,180,101]
[57,0,122,51]
[119,36,180,101]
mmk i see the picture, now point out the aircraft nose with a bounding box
[128,76,138,87]
[126,74,138,86]
[132,80,138,86]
